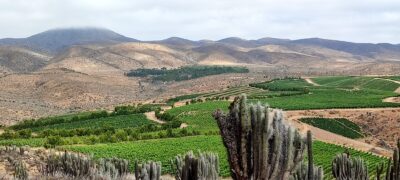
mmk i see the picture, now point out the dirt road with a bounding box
[303,77,320,86]
[144,111,165,124]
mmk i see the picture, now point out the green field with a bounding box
[30,114,151,131]
[380,76,400,82]
[300,118,364,139]
[249,77,400,110]
[164,101,229,131]
[63,135,386,178]
[313,76,399,91]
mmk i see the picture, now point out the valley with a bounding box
[1,75,399,179]
[0,28,400,179]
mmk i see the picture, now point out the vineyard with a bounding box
[165,86,266,105]
[63,135,387,178]
[164,101,229,131]
[1,75,399,179]
[312,76,400,91]
[381,76,400,81]
[248,77,400,110]
[30,114,151,131]
[300,117,364,139]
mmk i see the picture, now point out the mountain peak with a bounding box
[0,27,137,54]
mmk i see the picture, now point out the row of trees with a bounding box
[43,128,202,148]
[10,104,161,131]
[126,66,249,82]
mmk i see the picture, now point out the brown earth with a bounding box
[286,108,400,150]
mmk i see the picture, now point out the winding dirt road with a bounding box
[303,77,320,86]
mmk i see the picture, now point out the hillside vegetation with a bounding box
[126,66,249,81]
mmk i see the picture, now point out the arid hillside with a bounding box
[1,28,400,124]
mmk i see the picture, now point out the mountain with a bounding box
[292,38,400,58]
[157,37,204,48]
[0,28,137,54]
[2,27,400,123]
[217,37,289,48]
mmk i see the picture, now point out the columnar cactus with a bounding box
[42,151,95,178]
[100,157,130,177]
[332,153,369,180]
[213,94,306,180]
[171,151,219,180]
[41,151,133,179]
[7,157,28,180]
[291,131,324,180]
[385,139,400,180]
[291,161,324,180]
[98,159,120,179]
[135,160,161,180]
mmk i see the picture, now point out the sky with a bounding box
[0,0,399,43]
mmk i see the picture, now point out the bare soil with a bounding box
[286,108,400,152]
[144,111,166,124]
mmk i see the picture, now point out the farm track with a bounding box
[376,77,400,102]
[303,77,320,86]
[144,111,165,124]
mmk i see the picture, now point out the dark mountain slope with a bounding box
[0,28,137,54]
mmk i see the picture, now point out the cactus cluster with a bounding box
[291,131,324,180]
[172,151,219,180]
[41,151,130,179]
[100,157,130,177]
[0,145,29,155]
[382,139,400,180]
[135,160,162,180]
[41,151,96,177]
[213,94,306,180]
[7,156,28,180]
[332,153,369,180]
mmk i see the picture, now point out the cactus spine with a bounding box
[135,160,162,180]
[172,151,219,180]
[213,94,306,180]
[332,153,369,180]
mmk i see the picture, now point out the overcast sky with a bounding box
[0,0,399,43]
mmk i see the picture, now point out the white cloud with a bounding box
[0,0,399,43]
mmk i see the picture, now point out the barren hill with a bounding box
[1,27,400,123]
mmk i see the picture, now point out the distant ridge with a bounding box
[0,27,137,54]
